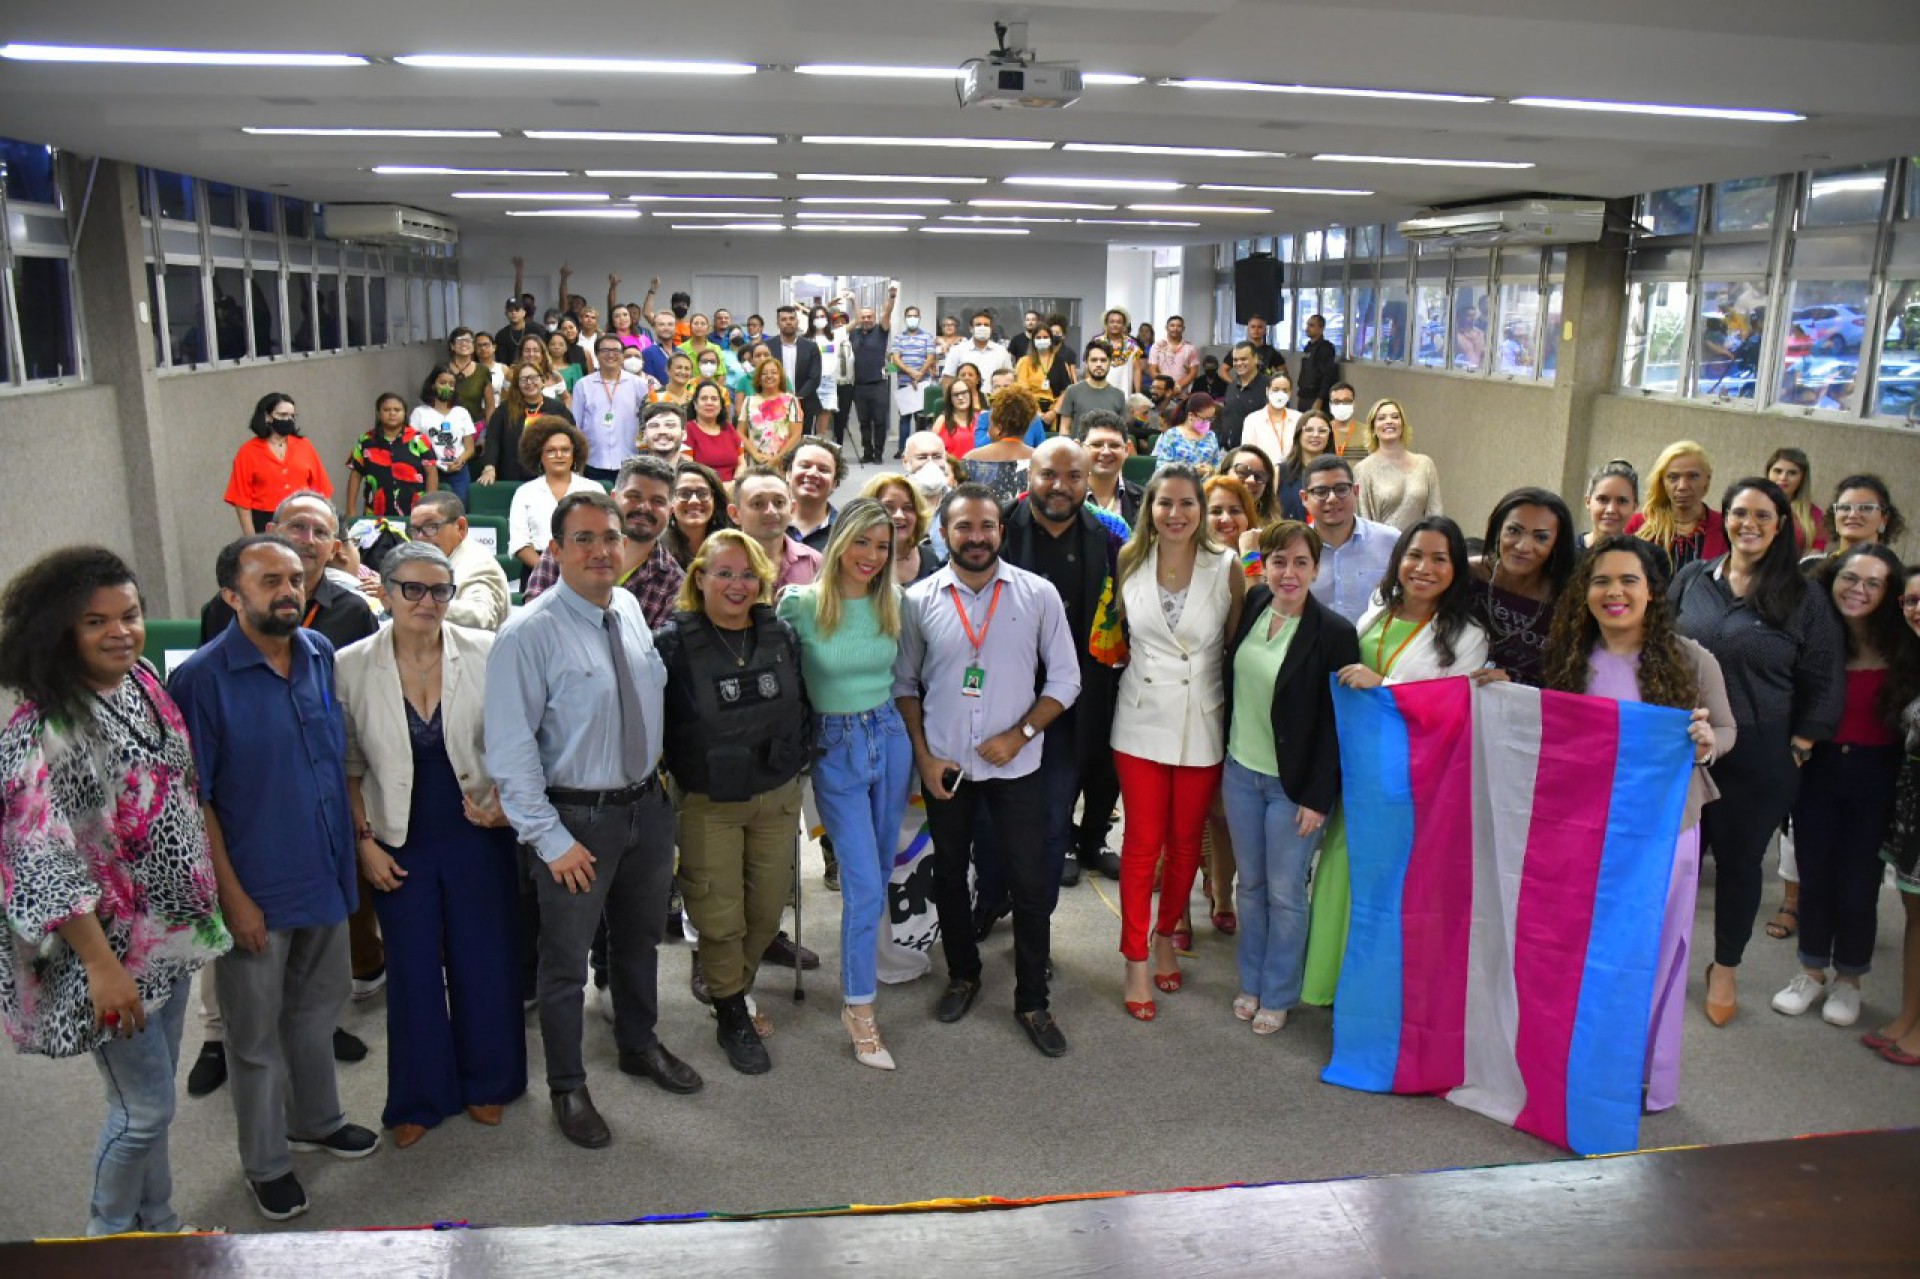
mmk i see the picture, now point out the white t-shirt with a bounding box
[410,404,476,472]
[942,340,1013,383]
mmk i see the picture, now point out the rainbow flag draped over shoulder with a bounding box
[1321,678,1693,1156]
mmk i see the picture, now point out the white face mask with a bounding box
[1330,402,1355,422]
[813,316,829,331]
[973,325,992,342]
[1268,390,1291,410]
[905,315,921,331]
[1034,336,1052,352]
[622,356,643,375]
[699,361,718,377]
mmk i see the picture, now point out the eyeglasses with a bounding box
[278,520,336,541]
[567,532,626,549]
[408,520,448,540]
[673,488,714,503]
[391,581,456,603]
[1833,502,1883,516]
[702,569,758,584]
[1305,483,1355,501]
[1900,595,1920,611]
[1726,507,1777,525]
[1835,572,1887,594]
[1229,465,1267,486]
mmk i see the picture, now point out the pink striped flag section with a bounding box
[1320,678,1693,1155]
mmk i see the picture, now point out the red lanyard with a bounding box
[949,581,1004,655]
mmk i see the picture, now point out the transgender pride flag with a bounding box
[1321,677,1694,1156]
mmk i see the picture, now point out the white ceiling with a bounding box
[1,0,1917,246]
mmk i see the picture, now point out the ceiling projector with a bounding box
[958,22,1082,109]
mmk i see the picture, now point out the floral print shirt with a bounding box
[0,665,229,1057]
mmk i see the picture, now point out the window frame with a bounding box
[0,137,86,393]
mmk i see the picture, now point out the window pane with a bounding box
[1621,280,1689,392]
[1495,281,1540,377]
[250,269,283,356]
[2,137,59,205]
[1352,224,1379,259]
[1325,225,1347,261]
[245,189,277,234]
[408,276,428,344]
[1779,278,1869,409]
[13,256,77,379]
[1907,158,1920,220]
[160,262,208,365]
[283,197,311,238]
[1413,282,1448,369]
[1638,186,1700,236]
[288,270,316,353]
[317,273,343,349]
[1451,281,1489,372]
[1873,280,1920,420]
[370,276,389,345]
[205,181,239,230]
[211,265,249,359]
[1692,280,1768,401]
[1539,282,1563,383]
[1382,224,1407,257]
[1806,163,1888,227]
[154,171,195,222]
[345,275,368,348]
[1316,287,1345,356]
[1377,281,1409,363]
[1349,284,1377,359]
[1713,176,1778,233]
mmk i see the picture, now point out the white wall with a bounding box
[1104,248,1153,332]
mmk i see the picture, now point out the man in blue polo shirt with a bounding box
[170,535,379,1222]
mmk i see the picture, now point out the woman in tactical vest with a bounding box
[654,530,812,1076]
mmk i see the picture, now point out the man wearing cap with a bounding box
[495,298,546,360]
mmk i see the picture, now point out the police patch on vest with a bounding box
[714,668,783,707]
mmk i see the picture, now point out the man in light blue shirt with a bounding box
[570,336,648,484]
[893,483,1080,1057]
[485,490,698,1148]
[1301,456,1398,625]
[888,303,938,457]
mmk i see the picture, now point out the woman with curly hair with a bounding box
[479,363,575,488]
[0,547,230,1234]
[963,383,1038,509]
[506,417,601,576]
[1541,534,1734,1111]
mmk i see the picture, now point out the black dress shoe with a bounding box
[1059,855,1082,887]
[1080,848,1123,880]
[973,901,1009,943]
[332,1027,368,1063]
[762,931,820,970]
[551,1086,611,1149]
[821,839,840,892]
[1017,1008,1068,1057]
[934,978,981,1024]
[619,1042,705,1094]
[715,995,771,1075]
[186,1041,227,1097]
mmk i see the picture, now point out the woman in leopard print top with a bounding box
[0,547,229,1236]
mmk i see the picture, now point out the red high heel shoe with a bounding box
[1126,999,1157,1021]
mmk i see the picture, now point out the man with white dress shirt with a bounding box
[570,336,647,484]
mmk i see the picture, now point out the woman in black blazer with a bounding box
[1220,520,1361,1034]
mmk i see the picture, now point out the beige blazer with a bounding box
[338,622,496,847]
[1112,544,1235,767]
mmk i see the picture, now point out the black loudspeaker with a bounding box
[1233,254,1283,326]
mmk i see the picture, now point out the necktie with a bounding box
[604,609,651,783]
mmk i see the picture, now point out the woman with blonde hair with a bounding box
[1766,447,1824,554]
[1626,440,1726,575]
[1352,399,1442,532]
[777,500,911,1069]
[860,472,939,585]
[655,530,811,1074]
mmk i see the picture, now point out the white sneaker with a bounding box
[350,968,386,1002]
[1771,972,1826,1016]
[1821,981,1862,1026]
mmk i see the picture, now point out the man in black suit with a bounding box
[763,304,823,421]
[1295,313,1341,414]
[1000,438,1126,888]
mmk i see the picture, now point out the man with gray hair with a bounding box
[406,491,510,632]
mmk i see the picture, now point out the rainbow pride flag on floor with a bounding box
[1321,677,1694,1156]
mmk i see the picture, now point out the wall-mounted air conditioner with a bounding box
[321,204,459,246]
[1397,199,1605,247]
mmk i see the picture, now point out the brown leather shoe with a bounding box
[551,1086,611,1149]
[393,1123,428,1149]
[465,1104,504,1126]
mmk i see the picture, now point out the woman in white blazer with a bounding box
[1111,463,1246,1018]
[337,542,525,1150]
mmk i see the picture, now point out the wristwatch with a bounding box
[1020,723,1037,741]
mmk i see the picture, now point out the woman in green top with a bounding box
[775,499,911,1071]
[1220,522,1360,1033]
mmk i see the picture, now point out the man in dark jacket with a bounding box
[762,304,824,419]
[1295,313,1341,414]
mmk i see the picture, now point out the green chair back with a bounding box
[921,383,945,416]
[464,514,509,560]
[141,620,203,683]
[1121,454,1157,490]
[466,482,517,521]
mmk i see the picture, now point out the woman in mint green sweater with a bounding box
[777,499,911,1071]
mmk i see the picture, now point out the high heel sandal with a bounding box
[1153,935,1183,993]
[1125,961,1157,1021]
[842,1005,896,1071]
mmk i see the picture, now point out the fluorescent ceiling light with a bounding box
[798,224,912,233]
[585,169,779,180]
[802,135,1054,151]
[796,211,926,220]
[1004,175,1184,192]
[793,64,958,79]
[942,215,1071,224]
[1082,72,1146,86]
[374,165,570,176]
[526,130,777,145]
[504,208,642,219]
[1199,183,1374,196]
[1062,142,1285,159]
[1076,218,1200,227]
[0,43,368,67]
[1313,153,1534,169]
[451,191,608,201]
[661,211,785,219]
[797,196,951,207]
[397,54,754,75]
[1508,96,1804,123]
[244,126,502,138]
[1129,203,1272,215]
[796,173,988,185]
[919,226,1029,236]
[627,194,783,204]
[670,223,787,231]
[1162,77,1494,105]
[970,198,1117,211]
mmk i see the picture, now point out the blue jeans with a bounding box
[813,704,913,1004]
[88,974,191,1235]
[1221,757,1324,1010]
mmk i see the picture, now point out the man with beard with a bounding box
[894,484,1080,1057]
[1053,340,1129,440]
[1000,440,1126,887]
[1301,455,1395,626]
[783,436,843,553]
[521,455,683,626]
[640,401,689,463]
[847,289,898,463]
[170,536,380,1219]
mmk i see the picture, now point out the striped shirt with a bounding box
[889,328,938,386]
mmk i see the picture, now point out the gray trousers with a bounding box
[214,923,350,1182]
[535,788,676,1093]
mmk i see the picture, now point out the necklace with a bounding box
[712,621,754,667]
